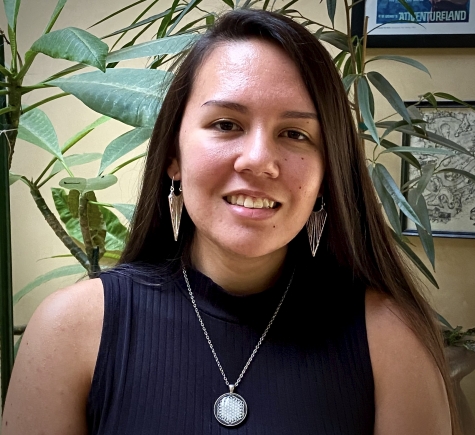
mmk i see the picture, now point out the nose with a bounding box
[233,128,279,178]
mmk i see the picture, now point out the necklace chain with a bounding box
[182,267,294,389]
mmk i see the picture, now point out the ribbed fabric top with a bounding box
[86,259,375,434]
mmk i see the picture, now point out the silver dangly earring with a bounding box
[306,197,327,257]
[168,176,183,241]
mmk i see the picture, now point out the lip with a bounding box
[225,201,279,220]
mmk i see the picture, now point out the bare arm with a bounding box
[366,290,452,435]
[1,278,104,435]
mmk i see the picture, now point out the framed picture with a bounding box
[351,0,475,48]
[400,101,475,239]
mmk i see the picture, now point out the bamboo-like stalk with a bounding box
[30,186,90,271]
[78,194,96,277]
[0,37,14,410]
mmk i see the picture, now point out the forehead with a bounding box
[189,39,314,109]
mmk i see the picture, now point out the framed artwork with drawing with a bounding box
[400,101,475,239]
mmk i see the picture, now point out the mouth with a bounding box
[225,195,280,209]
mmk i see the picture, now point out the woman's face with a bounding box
[168,39,325,261]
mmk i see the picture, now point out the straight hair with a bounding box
[120,9,459,432]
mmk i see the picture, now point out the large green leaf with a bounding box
[59,174,118,193]
[326,0,336,27]
[50,153,102,177]
[31,27,109,72]
[13,264,86,305]
[366,55,430,76]
[48,68,171,127]
[99,127,152,175]
[357,78,379,145]
[112,203,136,222]
[52,187,83,241]
[17,108,62,161]
[106,34,198,63]
[374,163,425,229]
[407,190,435,268]
[44,0,69,34]
[390,230,438,288]
[3,0,21,30]
[370,165,402,236]
[367,71,412,124]
[100,206,129,251]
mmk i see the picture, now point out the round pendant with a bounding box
[214,392,248,426]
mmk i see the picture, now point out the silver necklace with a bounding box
[182,266,294,427]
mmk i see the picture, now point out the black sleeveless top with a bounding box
[86,259,375,434]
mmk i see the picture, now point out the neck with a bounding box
[190,237,288,296]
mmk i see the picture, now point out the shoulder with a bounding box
[365,289,451,435]
[2,278,104,435]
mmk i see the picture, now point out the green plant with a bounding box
[1,0,474,408]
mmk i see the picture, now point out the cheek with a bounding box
[286,152,325,199]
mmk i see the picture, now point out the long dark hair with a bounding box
[120,9,458,432]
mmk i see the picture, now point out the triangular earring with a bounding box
[168,177,183,241]
[305,198,327,257]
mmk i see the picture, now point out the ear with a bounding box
[167,158,181,180]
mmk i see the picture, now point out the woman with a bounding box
[2,9,456,435]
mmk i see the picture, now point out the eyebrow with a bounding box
[202,100,318,121]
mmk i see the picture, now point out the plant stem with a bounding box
[22,93,69,114]
[15,52,38,82]
[6,76,22,169]
[20,83,52,93]
[0,63,12,78]
[109,152,146,174]
[29,186,90,271]
[362,17,368,73]
[79,194,95,273]
[0,106,13,116]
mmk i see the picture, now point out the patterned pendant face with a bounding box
[214,392,248,426]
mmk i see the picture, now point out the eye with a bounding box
[282,130,308,141]
[213,120,241,132]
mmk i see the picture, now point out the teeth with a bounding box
[226,195,277,209]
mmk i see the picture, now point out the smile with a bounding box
[225,195,279,209]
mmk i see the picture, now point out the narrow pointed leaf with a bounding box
[100,206,129,251]
[326,0,336,26]
[408,190,435,268]
[342,74,358,94]
[106,34,197,64]
[31,27,109,72]
[60,174,118,193]
[371,167,402,236]
[50,153,102,177]
[433,92,475,109]
[44,0,69,34]
[112,203,136,222]
[333,50,347,68]
[357,77,379,145]
[361,134,421,169]
[13,264,86,305]
[167,0,203,34]
[374,163,425,229]
[436,168,475,184]
[392,126,473,157]
[414,163,435,199]
[366,55,430,76]
[14,333,24,359]
[3,0,21,30]
[17,108,62,160]
[407,104,421,119]
[380,146,455,156]
[319,32,349,52]
[49,69,171,127]
[89,0,146,28]
[377,119,426,139]
[396,0,417,20]
[99,127,152,175]
[422,92,437,107]
[221,0,234,7]
[62,115,110,152]
[437,313,454,330]
[367,71,412,124]
[390,230,438,288]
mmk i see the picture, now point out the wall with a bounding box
[2,0,475,418]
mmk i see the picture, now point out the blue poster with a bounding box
[376,0,470,24]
